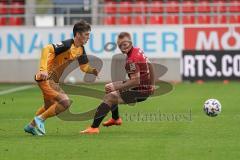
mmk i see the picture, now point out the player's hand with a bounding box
[105,83,115,93]
[92,68,98,77]
[35,71,48,81]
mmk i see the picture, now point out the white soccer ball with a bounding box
[67,76,76,84]
[203,99,221,117]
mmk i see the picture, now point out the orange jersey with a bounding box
[38,39,93,82]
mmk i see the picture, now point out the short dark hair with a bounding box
[73,19,91,37]
[118,32,131,40]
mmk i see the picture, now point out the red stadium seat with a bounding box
[182,1,195,13]
[118,16,131,25]
[166,1,179,13]
[8,17,24,25]
[132,1,147,13]
[182,15,195,24]
[229,0,240,12]
[104,16,116,25]
[166,15,179,24]
[104,1,116,13]
[212,0,227,12]
[212,15,227,24]
[10,2,24,14]
[118,1,132,13]
[0,2,7,14]
[197,15,211,24]
[0,17,7,25]
[229,15,240,24]
[149,1,163,13]
[149,15,163,24]
[132,15,146,24]
[197,1,211,12]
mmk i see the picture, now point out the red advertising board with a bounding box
[185,27,240,50]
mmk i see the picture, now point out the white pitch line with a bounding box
[0,85,35,95]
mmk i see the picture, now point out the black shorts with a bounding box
[119,89,149,104]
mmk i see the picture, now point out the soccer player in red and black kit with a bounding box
[80,32,155,134]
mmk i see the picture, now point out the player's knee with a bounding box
[59,99,72,109]
[56,94,71,107]
[103,93,115,106]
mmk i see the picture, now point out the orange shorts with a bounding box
[37,80,64,101]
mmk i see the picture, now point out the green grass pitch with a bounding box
[0,82,240,160]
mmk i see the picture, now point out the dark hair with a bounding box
[118,32,131,40]
[73,19,91,37]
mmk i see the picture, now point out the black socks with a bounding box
[91,103,111,128]
[111,104,119,120]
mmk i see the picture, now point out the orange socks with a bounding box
[36,106,46,115]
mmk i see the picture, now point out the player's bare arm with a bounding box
[105,81,125,93]
[115,72,140,91]
[105,72,140,93]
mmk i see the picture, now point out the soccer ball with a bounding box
[203,99,221,117]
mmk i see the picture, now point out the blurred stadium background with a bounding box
[0,0,239,83]
[1,1,240,160]
[1,0,240,25]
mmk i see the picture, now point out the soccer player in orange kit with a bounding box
[24,20,98,135]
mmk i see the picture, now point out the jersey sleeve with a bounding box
[39,44,55,71]
[125,61,140,75]
[52,39,73,55]
[78,45,89,65]
[78,46,95,73]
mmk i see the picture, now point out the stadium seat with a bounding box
[212,15,227,24]
[229,0,240,12]
[182,1,195,13]
[104,16,116,25]
[118,16,131,25]
[10,2,24,14]
[8,17,24,25]
[149,1,163,13]
[197,0,211,12]
[166,1,179,13]
[197,15,211,24]
[165,15,179,24]
[132,15,146,24]
[182,15,195,24]
[149,15,163,24]
[0,2,7,14]
[0,17,7,25]
[132,1,147,13]
[104,1,116,13]
[212,0,227,12]
[229,15,240,24]
[118,1,132,13]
